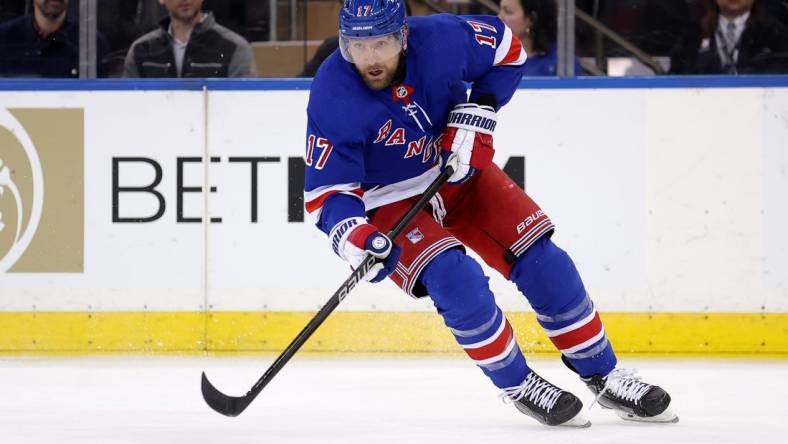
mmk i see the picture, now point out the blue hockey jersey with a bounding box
[304,13,527,234]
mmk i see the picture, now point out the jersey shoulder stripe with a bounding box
[494,25,527,66]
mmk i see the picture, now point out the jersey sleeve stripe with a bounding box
[362,164,441,211]
[494,25,527,67]
[493,25,513,65]
[304,183,363,214]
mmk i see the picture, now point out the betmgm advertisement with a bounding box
[0,108,83,274]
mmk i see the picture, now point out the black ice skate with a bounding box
[583,368,679,423]
[501,371,590,427]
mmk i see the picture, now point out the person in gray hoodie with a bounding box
[123,0,256,77]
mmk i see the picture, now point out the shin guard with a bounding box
[510,236,616,377]
[422,248,530,388]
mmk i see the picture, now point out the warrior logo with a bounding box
[0,108,84,273]
[395,86,408,99]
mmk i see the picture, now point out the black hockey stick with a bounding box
[201,164,454,417]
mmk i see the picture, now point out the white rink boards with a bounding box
[1,86,787,313]
[1,80,787,355]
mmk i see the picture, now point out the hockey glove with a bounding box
[330,217,402,283]
[438,103,497,184]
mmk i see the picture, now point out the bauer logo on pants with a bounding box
[0,108,84,273]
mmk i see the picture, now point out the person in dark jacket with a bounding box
[123,0,256,77]
[0,0,108,77]
[671,0,788,74]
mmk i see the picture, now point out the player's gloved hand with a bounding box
[330,217,402,283]
[438,103,497,184]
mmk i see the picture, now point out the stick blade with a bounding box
[201,371,253,417]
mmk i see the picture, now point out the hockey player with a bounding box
[304,0,677,427]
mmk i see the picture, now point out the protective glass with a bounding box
[339,31,404,64]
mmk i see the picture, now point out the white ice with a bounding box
[1,355,787,443]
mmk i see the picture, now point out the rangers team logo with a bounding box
[0,108,84,273]
[406,227,424,244]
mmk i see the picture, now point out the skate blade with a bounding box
[559,411,592,428]
[615,408,679,424]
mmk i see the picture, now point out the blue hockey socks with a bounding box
[421,249,530,388]
[510,236,616,378]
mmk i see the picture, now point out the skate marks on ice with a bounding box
[0,357,786,443]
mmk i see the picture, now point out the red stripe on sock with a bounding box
[549,312,603,350]
[465,320,513,361]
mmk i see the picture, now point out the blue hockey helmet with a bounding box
[339,0,407,63]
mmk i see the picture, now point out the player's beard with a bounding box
[356,54,402,90]
[35,0,67,20]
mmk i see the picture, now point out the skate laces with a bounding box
[591,368,652,409]
[499,372,563,413]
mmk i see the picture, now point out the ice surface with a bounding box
[1,355,786,443]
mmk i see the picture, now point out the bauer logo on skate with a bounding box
[0,108,84,273]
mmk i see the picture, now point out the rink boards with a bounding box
[0,77,787,354]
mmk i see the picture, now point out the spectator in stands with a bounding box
[498,0,583,75]
[123,0,256,77]
[670,0,788,73]
[0,0,108,77]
